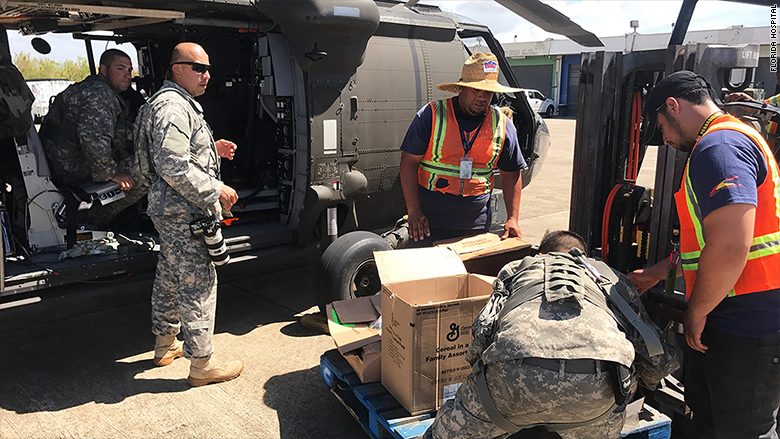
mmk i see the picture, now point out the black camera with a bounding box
[190,215,229,266]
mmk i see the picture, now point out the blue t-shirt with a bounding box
[688,129,780,337]
[400,98,527,230]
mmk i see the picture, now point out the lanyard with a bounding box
[694,111,724,143]
[459,116,486,157]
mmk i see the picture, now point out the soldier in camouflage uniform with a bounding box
[39,49,146,225]
[134,42,241,386]
[424,231,680,439]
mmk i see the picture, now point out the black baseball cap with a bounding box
[641,71,720,146]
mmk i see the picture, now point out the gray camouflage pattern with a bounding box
[150,213,216,359]
[134,80,222,218]
[40,74,132,185]
[424,360,623,439]
[139,80,225,359]
[87,155,149,225]
[426,253,680,438]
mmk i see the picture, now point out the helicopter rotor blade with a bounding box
[494,0,604,47]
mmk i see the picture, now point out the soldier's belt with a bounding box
[523,357,604,374]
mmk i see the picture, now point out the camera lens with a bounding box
[203,227,229,266]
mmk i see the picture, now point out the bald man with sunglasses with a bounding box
[135,42,242,386]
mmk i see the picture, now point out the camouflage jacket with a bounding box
[135,80,222,217]
[39,74,132,185]
[470,253,680,390]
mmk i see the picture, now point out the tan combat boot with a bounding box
[187,355,244,387]
[153,335,184,366]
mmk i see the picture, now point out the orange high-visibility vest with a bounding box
[674,113,780,299]
[418,98,507,196]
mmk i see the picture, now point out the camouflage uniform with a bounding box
[39,74,146,225]
[425,253,680,439]
[135,80,224,359]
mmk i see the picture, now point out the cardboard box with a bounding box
[342,341,381,383]
[435,232,532,276]
[326,296,382,383]
[376,247,494,415]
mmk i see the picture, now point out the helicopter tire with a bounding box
[315,231,392,313]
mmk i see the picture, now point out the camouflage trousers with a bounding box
[424,359,625,439]
[150,213,217,359]
[87,156,149,226]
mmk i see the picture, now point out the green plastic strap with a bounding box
[330,308,355,327]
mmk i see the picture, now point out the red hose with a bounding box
[601,183,623,260]
[604,90,643,260]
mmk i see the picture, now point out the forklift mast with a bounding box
[569,42,761,273]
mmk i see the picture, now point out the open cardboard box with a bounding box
[326,295,382,383]
[376,247,494,415]
[435,232,532,276]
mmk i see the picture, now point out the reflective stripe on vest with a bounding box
[418,98,506,196]
[674,114,780,299]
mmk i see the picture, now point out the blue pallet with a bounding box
[321,349,432,439]
[321,349,671,439]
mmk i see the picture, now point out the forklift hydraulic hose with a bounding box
[603,91,643,260]
[601,183,623,260]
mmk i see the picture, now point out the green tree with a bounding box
[14,52,90,82]
[59,57,91,81]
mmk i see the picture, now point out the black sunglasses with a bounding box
[171,61,210,74]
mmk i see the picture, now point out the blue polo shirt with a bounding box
[688,129,780,337]
[400,97,526,230]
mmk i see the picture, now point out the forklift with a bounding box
[569,0,776,434]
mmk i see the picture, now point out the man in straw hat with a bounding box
[399,52,526,246]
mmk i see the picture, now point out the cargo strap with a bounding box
[523,357,603,374]
[472,359,617,433]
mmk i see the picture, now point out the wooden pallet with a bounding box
[320,349,671,439]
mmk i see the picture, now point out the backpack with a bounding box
[0,63,34,139]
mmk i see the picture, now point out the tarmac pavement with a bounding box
[0,118,581,439]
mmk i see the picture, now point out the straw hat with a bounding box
[437,52,522,94]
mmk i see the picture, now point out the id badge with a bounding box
[459,157,473,179]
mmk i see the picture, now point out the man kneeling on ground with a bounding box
[424,230,680,439]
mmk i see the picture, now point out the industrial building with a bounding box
[492,25,772,117]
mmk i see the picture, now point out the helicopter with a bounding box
[0,0,605,310]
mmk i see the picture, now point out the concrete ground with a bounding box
[0,118,581,439]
